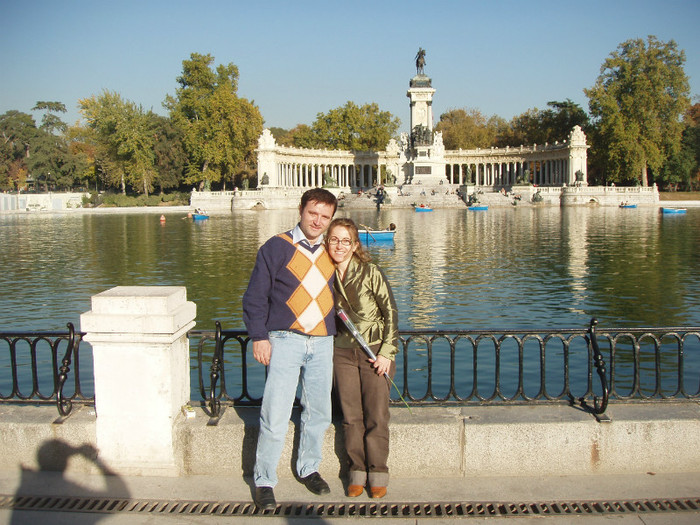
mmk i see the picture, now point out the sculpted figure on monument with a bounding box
[415,47,426,75]
[411,124,433,147]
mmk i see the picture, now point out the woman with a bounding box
[325,218,399,499]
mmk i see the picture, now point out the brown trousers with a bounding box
[333,345,395,487]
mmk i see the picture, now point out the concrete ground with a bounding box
[0,468,698,524]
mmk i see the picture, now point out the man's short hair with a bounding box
[300,188,337,215]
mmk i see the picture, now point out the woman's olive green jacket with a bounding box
[333,256,399,360]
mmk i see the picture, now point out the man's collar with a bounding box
[291,223,324,247]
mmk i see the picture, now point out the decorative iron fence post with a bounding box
[584,318,610,419]
[55,322,76,417]
[208,321,223,419]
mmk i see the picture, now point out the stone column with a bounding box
[80,286,196,476]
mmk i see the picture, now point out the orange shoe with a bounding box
[347,484,364,497]
[370,486,387,499]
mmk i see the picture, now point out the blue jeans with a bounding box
[254,331,333,488]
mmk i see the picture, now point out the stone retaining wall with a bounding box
[2,403,699,479]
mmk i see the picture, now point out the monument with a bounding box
[224,49,602,210]
[403,47,446,186]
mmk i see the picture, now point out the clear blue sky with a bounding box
[2,0,699,134]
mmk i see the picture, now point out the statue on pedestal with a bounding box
[415,47,426,75]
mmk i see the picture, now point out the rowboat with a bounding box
[619,204,637,208]
[661,207,686,214]
[414,206,432,212]
[468,205,488,211]
[192,213,209,220]
[358,229,396,244]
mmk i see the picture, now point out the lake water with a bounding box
[1,206,698,332]
[1,206,699,401]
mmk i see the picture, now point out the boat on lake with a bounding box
[191,209,209,220]
[620,204,637,208]
[661,207,687,214]
[468,205,488,211]
[358,229,396,244]
[414,205,432,212]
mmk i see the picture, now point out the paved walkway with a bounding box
[1,469,699,524]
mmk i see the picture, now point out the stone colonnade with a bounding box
[446,150,573,187]
[255,126,589,190]
[274,158,382,189]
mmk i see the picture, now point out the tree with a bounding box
[0,111,39,190]
[683,103,700,189]
[287,124,316,148]
[79,90,156,195]
[498,108,541,147]
[33,101,67,135]
[659,102,700,190]
[165,53,263,189]
[310,101,400,151]
[150,115,186,192]
[585,36,690,186]
[541,100,590,141]
[28,101,72,190]
[435,108,505,149]
[268,127,291,145]
[63,124,95,190]
[1,106,88,192]
[498,100,589,147]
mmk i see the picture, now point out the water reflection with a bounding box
[1,207,699,331]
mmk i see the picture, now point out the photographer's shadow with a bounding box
[11,439,129,525]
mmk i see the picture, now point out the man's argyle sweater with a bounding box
[243,230,336,341]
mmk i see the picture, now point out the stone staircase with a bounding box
[339,187,466,209]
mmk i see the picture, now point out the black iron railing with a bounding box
[2,320,699,417]
[0,324,93,416]
[196,320,700,417]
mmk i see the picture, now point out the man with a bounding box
[242,188,338,510]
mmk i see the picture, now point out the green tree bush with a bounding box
[165,53,263,190]
[585,36,690,186]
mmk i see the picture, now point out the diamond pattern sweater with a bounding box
[243,230,336,341]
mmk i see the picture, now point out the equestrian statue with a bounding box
[415,47,426,75]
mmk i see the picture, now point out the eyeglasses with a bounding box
[328,237,353,246]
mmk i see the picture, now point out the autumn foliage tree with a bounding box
[79,91,157,195]
[435,108,505,149]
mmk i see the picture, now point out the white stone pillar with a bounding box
[80,286,196,476]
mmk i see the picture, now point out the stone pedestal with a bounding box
[80,286,196,476]
[406,75,446,186]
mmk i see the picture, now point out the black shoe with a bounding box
[300,472,330,495]
[254,486,276,511]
